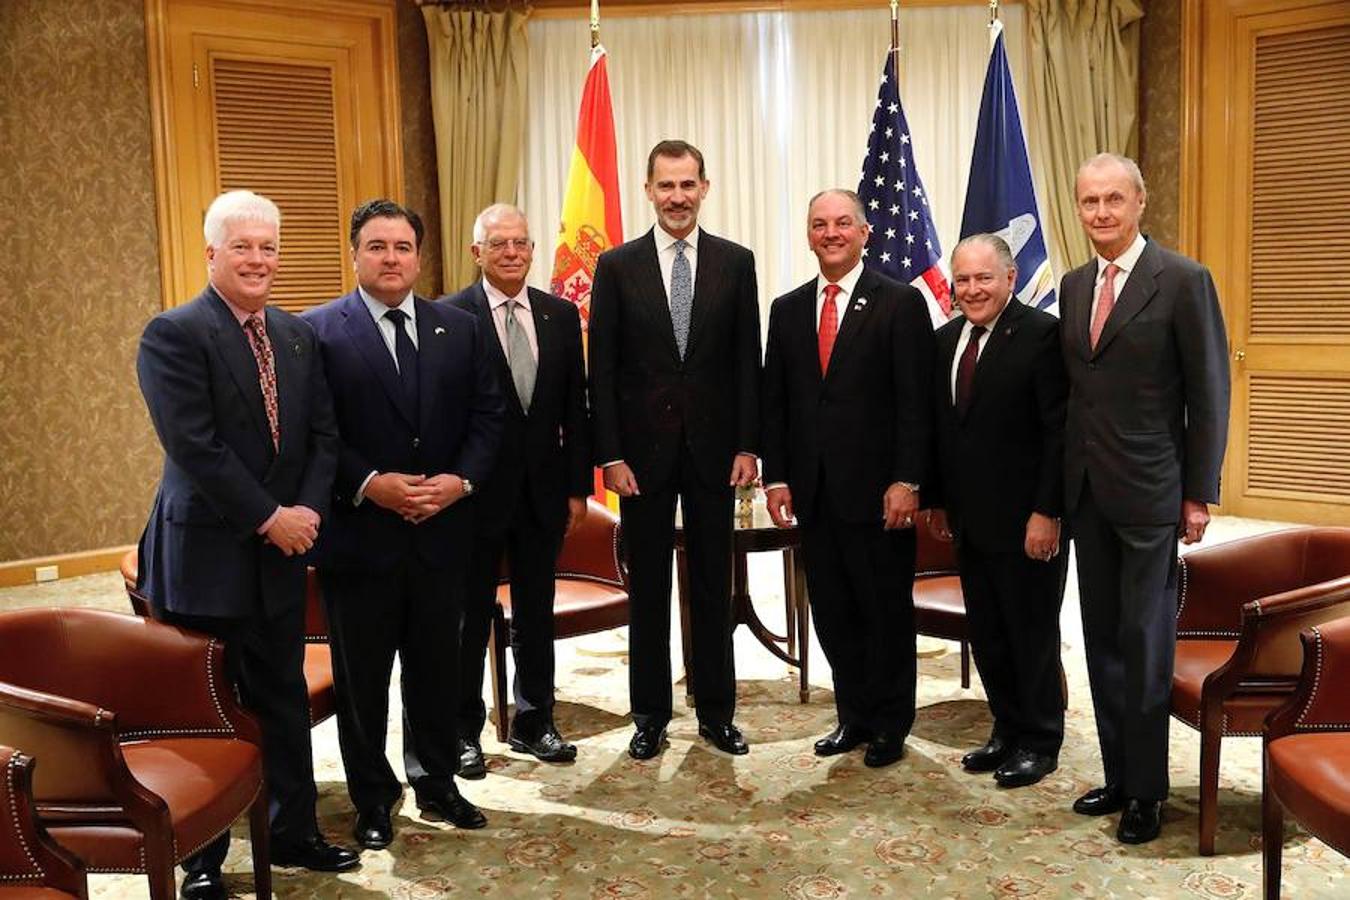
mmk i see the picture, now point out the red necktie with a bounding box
[243,314,280,451]
[1089,262,1120,350]
[818,283,841,375]
[955,324,986,416]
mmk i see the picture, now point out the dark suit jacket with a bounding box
[588,228,761,491]
[302,291,504,572]
[930,299,1067,552]
[440,283,591,536]
[136,286,338,618]
[761,268,935,527]
[1060,239,1230,525]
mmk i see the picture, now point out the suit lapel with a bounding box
[205,288,273,451]
[340,291,417,427]
[413,297,446,432]
[527,288,555,413]
[635,230,681,361]
[965,299,1024,418]
[686,231,717,356]
[1071,262,1096,360]
[824,270,877,382]
[1093,240,1162,357]
[937,317,962,412]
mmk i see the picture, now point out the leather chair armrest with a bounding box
[1241,577,1350,678]
[0,746,88,897]
[1268,617,1350,740]
[0,683,127,808]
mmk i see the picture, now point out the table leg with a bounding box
[787,548,811,703]
[783,551,797,658]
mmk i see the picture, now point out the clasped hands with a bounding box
[366,472,469,524]
[263,505,320,556]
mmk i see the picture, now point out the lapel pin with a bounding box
[291,340,303,357]
[856,297,868,308]
[542,313,550,321]
[434,326,446,335]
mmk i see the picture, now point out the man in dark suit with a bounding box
[588,140,761,759]
[1061,154,1230,843]
[442,204,591,774]
[762,189,935,768]
[136,190,358,899]
[927,234,1068,788]
[303,200,503,849]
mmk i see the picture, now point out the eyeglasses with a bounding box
[483,238,534,252]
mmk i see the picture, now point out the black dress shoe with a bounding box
[1117,799,1163,844]
[1073,785,1125,816]
[961,736,1013,773]
[628,725,667,760]
[353,805,393,850]
[698,722,750,755]
[814,724,872,756]
[509,726,578,762]
[458,738,487,780]
[180,870,226,900]
[863,732,906,768]
[270,834,361,872]
[993,749,1058,788]
[416,786,487,829]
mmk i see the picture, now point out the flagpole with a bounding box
[590,0,600,49]
[889,0,899,54]
[988,0,999,24]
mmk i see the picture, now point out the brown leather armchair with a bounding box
[913,527,971,689]
[1171,526,1350,855]
[488,499,629,742]
[0,745,86,900]
[1264,617,1350,899]
[0,608,270,900]
[120,549,336,727]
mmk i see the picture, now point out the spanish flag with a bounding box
[549,44,623,329]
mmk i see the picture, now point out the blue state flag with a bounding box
[959,19,1056,314]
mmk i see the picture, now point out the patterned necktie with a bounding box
[384,308,419,414]
[818,283,842,375]
[670,239,693,359]
[505,298,537,413]
[1089,262,1121,350]
[955,324,986,416]
[242,314,279,451]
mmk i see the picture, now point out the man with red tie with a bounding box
[1060,154,1229,843]
[761,189,935,767]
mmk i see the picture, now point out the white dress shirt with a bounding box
[359,286,418,369]
[1091,232,1148,322]
[483,279,539,362]
[654,224,700,304]
[814,260,866,334]
[948,302,1008,403]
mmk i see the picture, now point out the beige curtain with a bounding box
[1024,0,1143,272]
[423,5,530,292]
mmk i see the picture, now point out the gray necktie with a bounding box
[670,239,692,359]
[505,298,536,413]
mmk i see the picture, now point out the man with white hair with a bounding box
[136,190,358,899]
[442,203,591,774]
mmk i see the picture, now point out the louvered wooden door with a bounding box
[148,0,402,313]
[1193,0,1350,524]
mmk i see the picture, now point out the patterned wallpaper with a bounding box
[0,0,441,564]
[1139,0,1182,252]
[0,0,163,561]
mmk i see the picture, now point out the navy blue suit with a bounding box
[136,284,339,869]
[303,291,503,809]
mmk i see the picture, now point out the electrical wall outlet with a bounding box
[35,565,59,583]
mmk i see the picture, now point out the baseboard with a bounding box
[0,546,134,588]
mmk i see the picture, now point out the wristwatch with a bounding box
[897,481,920,493]
[461,477,475,496]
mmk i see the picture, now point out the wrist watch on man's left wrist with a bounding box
[461,477,475,496]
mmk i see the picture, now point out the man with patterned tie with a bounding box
[1060,154,1229,843]
[761,189,935,768]
[303,200,503,850]
[442,204,592,774]
[589,140,762,759]
[927,234,1068,788]
[136,190,358,899]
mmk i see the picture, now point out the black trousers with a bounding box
[1071,478,1179,802]
[153,602,317,874]
[319,556,462,811]
[799,507,917,736]
[955,538,1067,755]
[459,511,565,740]
[620,447,736,730]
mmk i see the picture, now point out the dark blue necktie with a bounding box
[384,308,419,415]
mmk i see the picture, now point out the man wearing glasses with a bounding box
[443,204,592,773]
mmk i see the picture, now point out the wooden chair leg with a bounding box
[1262,751,1283,900]
[249,785,272,899]
[143,830,177,900]
[489,603,510,743]
[1199,706,1224,856]
[960,639,971,689]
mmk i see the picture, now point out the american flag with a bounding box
[857,51,951,328]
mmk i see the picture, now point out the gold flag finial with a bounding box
[889,0,900,55]
[591,0,600,48]
[989,0,999,25]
